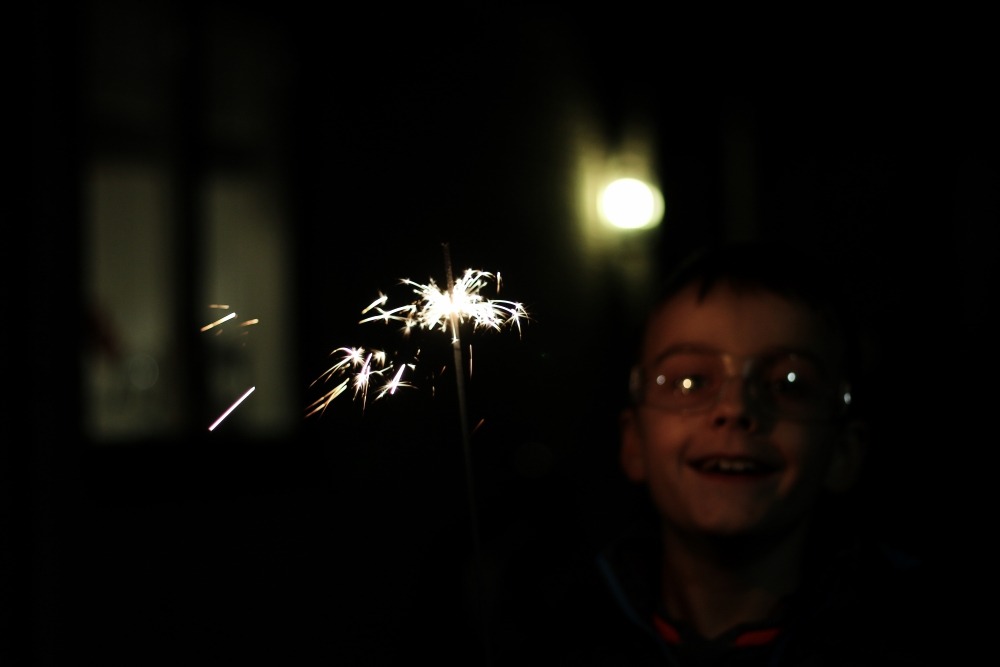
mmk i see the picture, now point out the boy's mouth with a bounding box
[690,457,780,475]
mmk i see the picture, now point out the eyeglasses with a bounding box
[629,348,851,420]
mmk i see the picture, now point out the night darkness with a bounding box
[16,3,997,665]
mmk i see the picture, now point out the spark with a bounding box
[201,305,261,422]
[378,363,414,399]
[361,293,388,314]
[201,311,237,332]
[306,346,414,417]
[201,303,260,337]
[208,386,256,431]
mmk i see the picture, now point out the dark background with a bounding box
[15,2,996,664]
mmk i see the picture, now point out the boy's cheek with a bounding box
[619,410,649,482]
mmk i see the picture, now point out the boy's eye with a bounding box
[657,373,712,395]
[650,351,723,401]
[769,372,809,397]
[760,358,826,402]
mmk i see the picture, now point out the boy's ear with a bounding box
[619,408,648,482]
[825,418,866,494]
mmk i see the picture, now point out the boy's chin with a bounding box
[664,511,812,545]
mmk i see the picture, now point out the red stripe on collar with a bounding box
[732,627,782,647]
[652,614,682,644]
[653,613,782,647]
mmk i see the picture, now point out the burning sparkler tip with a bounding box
[308,261,528,416]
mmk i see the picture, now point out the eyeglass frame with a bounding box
[628,345,853,421]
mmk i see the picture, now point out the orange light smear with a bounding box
[201,311,237,332]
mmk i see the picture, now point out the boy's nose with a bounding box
[710,376,760,432]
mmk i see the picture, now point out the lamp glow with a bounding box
[598,177,664,230]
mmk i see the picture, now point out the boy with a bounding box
[495,241,940,665]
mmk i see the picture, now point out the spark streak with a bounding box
[202,305,261,426]
[208,386,256,431]
[201,311,237,332]
[306,346,415,417]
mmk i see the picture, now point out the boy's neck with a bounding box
[657,521,810,640]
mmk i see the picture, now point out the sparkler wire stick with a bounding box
[443,243,491,665]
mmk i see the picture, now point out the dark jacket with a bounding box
[491,517,947,666]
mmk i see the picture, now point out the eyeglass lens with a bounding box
[646,350,838,418]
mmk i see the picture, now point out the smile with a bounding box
[690,457,780,475]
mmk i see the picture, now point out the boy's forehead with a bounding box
[641,283,845,364]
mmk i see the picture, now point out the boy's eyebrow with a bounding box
[645,343,833,367]
[644,343,722,364]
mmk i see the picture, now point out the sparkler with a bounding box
[307,250,528,416]
[308,244,529,664]
[358,269,527,338]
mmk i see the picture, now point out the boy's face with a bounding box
[620,283,860,539]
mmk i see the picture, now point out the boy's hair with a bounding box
[638,240,875,420]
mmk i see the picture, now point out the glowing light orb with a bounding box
[598,177,664,230]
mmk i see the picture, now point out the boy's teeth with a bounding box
[700,458,763,473]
